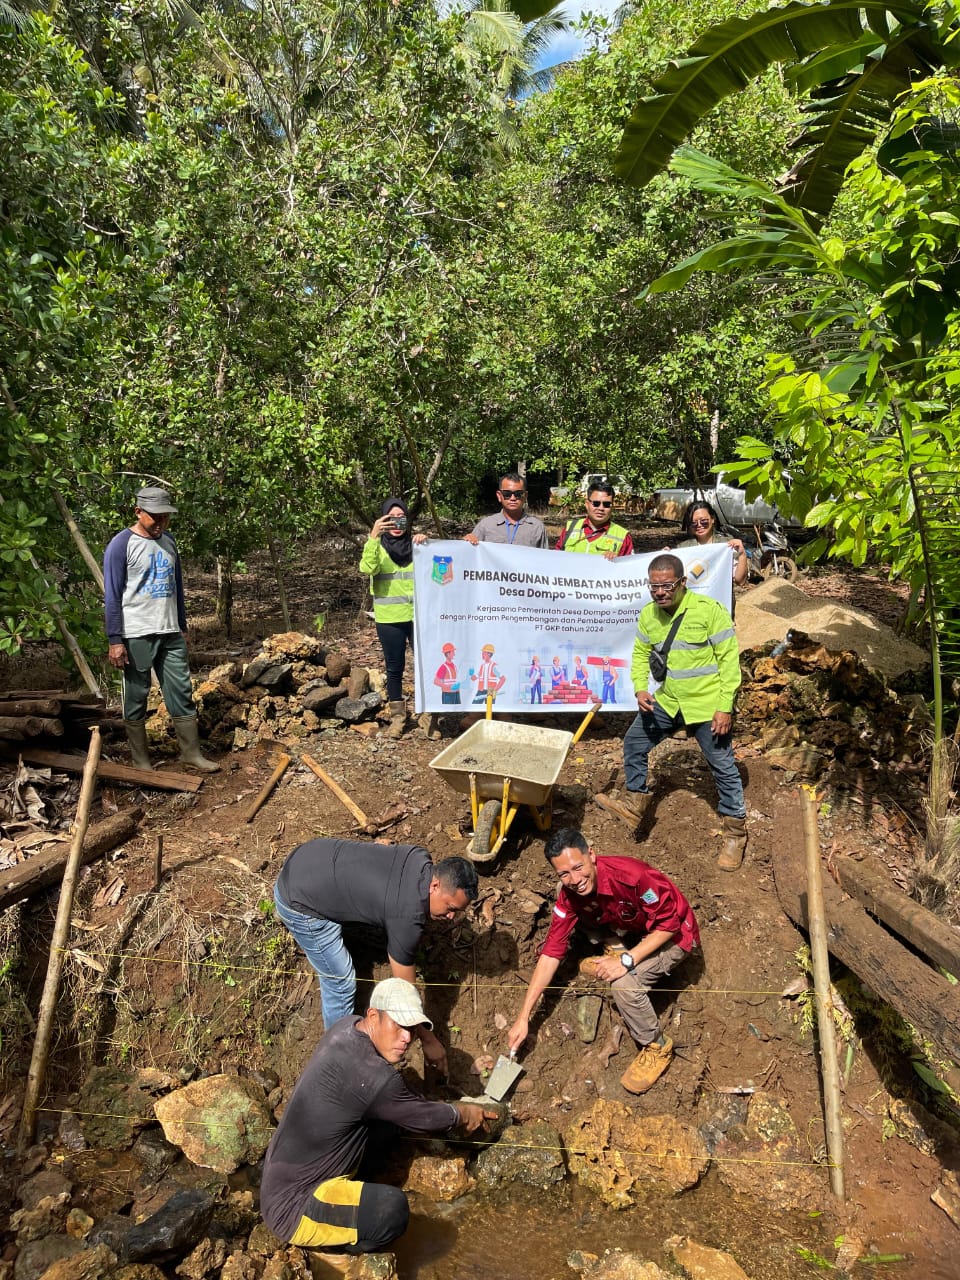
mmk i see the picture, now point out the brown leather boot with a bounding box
[384,700,408,739]
[594,789,652,828]
[718,815,747,871]
[620,1038,673,1094]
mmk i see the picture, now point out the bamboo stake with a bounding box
[301,753,374,832]
[799,785,846,1200]
[18,728,102,1151]
[154,834,164,889]
[243,753,291,823]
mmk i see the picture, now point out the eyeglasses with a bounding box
[648,579,683,594]
[588,499,612,508]
[499,489,524,499]
[690,518,712,528]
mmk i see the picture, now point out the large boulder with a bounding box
[564,1102,709,1206]
[713,1092,824,1211]
[153,1076,274,1174]
[89,1189,215,1264]
[76,1068,158,1150]
[474,1120,565,1190]
[404,1153,474,1201]
[665,1236,753,1280]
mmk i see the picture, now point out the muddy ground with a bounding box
[1,518,957,1277]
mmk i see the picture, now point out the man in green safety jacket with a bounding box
[597,554,748,871]
[555,479,633,558]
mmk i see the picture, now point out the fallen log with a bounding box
[0,716,63,739]
[834,854,960,978]
[773,835,960,1064]
[0,700,61,717]
[0,689,98,703]
[2,746,202,793]
[0,807,142,911]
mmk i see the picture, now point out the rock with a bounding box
[343,1256,397,1280]
[334,698,367,724]
[65,1213,93,1242]
[324,653,351,684]
[696,1093,749,1154]
[212,1190,258,1238]
[359,691,383,713]
[576,995,603,1043]
[301,684,347,715]
[21,1146,49,1178]
[111,1268,167,1280]
[568,1250,666,1280]
[153,1075,274,1173]
[12,1198,70,1243]
[714,1092,824,1210]
[764,743,829,777]
[175,1238,228,1280]
[664,1235,753,1280]
[32,1245,116,1280]
[240,658,292,691]
[244,1226,284,1260]
[98,1189,215,1263]
[219,1252,261,1280]
[564,1103,710,1206]
[208,662,243,685]
[132,1130,179,1181]
[261,1259,300,1280]
[886,1096,960,1160]
[346,668,370,700]
[262,633,325,663]
[932,1169,960,1227]
[368,671,387,697]
[57,1112,87,1153]
[19,1171,72,1212]
[13,1238,86,1280]
[475,1121,565,1190]
[404,1154,474,1201]
[76,1068,157,1150]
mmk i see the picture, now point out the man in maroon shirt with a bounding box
[507,827,699,1094]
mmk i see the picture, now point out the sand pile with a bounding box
[736,580,926,680]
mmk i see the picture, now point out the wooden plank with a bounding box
[0,689,99,703]
[0,808,142,911]
[834,853,960,978]
[773,834,960,1064]
[4,746,202,793]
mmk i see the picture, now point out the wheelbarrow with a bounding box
[428,696,599,862]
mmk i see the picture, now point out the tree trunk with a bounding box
[0,700,61,717]
[0,716,63,739]
[773,832,960,1063]
[268,539,291,631]
[0,810,141,913]
[216,555,233,637]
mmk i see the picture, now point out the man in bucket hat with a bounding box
[103,486,218,773]
[260,978,495,1255]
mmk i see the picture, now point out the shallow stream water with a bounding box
[378,1172,950,1280]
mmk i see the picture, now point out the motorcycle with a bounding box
[745,520,798,583]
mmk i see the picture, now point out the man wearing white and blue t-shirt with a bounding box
[103,486,218,774]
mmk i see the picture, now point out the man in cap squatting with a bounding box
[103,486,218,773]
[260,978,496,1255]
[469,642,506,704]
[433,641,461,705]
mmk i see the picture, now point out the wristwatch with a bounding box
[620,952,635,971]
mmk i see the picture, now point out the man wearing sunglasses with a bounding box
[598,554,747,870]
[555,480,634,558]
[464,471,548,548]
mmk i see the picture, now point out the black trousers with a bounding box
[376,620,414,702]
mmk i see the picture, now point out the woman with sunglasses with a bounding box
[360,497,427,738]
[555,481,634,558]
[677,501,748,586]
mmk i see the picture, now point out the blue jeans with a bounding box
[623,701,745,818]
[274,887,356,1028]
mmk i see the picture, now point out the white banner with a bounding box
[413,541,733,714]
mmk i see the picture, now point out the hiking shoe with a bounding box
[718,815,747,871]
[578,944,626,978]
[594,789,652,828]
[620,1038,673,1094]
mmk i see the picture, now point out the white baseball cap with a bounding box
[369,978,432,1030]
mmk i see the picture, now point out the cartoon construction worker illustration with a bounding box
[434,641,461,705]
[528,655,543,704]
[573,656,590,690]
[550,655,566,691]
[601,655,619,704]
[470,643,506,704]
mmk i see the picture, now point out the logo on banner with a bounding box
[431,555,453,586]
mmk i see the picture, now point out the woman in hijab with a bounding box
[359,497,426,737]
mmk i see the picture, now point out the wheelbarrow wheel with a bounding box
[761,555,798,583]
[469,800,502,863]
